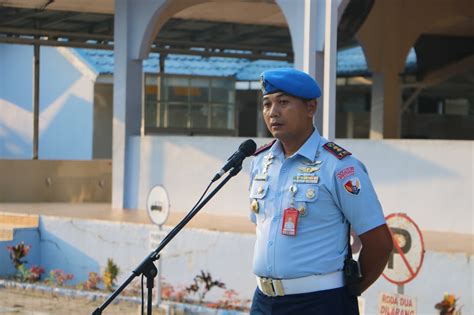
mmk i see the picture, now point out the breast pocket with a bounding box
[293,184,318,217]
[250,181,270,200]
[294,184,318,202]
[250,181,269,222]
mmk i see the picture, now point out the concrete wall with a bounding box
[0,44,95,160]
[0,44,34,159]
[0,160,111,202]
[37,216,256,304]
[127,135,473,234]
[4,215,469,314]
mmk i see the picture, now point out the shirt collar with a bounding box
[270,128,322,161]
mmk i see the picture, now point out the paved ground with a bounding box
[0,286,146,315]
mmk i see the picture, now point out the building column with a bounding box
[113,0,196,208]
[113,0,175,209]
[276,0,338,137]
[357,0,407,139]
[369,70,402,139]
[112,1,144,209]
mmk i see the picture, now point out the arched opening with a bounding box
[140,1,294,138]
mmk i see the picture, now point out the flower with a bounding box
[6,242,31,269]
[435,293,458,313]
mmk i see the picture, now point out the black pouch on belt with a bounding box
[343,224,362,296]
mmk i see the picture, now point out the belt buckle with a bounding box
[260,277,284,297]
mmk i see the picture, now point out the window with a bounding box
[144,74,236,135]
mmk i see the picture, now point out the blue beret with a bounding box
[260,68,321,99]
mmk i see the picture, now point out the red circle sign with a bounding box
[382,213,425,285]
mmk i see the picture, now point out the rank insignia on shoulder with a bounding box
[254,140,276,156]
[323,142,352,160]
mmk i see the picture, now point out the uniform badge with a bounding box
[303,160,322,166]
[343,177,361,195]
[297,203,307,216]
[298,166,320,173]
[306,188,316,199]
[293,175,319,184]
[337,166,355,180]
[251,199,259,213]
[323,142,351,160]
[260,75,266,94]
[254,173,268,181]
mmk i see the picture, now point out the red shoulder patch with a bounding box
[323,142,351,160]
[253,140,276,156]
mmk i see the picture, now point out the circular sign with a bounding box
[146,185,170,226]
[382,213,425,285]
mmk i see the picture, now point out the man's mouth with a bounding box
[270,122,284,128]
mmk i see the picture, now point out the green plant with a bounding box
[45,269,74,286]
[185,270,226,302]
[81,272,102,290]
[6,242,31,269]
[16,265,31,282]
[16,265,45,282]
[103,258,119,291]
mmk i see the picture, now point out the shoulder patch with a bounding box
[253,140,276,156]
[323,142,352,160]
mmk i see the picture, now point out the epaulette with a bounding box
[323,142,351,160]
[253,140,276,156]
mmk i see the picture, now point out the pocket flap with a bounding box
[250,181,269,199]
[294,184,318,202]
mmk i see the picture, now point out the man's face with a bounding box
[262,92,316,142]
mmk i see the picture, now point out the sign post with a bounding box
[380,213,425,314]
[146,185,170,307]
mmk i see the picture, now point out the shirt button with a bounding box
[269,241,273,246]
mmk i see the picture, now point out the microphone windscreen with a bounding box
[239,139,257,157]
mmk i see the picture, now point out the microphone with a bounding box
[212,139,257,182]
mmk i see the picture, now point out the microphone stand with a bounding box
[92,165,243,315]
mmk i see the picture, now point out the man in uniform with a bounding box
[248,68,393,314]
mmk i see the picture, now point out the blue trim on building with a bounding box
[75,46,417,81]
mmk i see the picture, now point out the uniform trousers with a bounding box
[250,286,359,315]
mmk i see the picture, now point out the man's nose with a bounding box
[268,103,279,117]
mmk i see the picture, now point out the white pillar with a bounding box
[277,0,326,132]
[369,70,402,139]
[369,72,384,139]
[113,0,179,209]
[113,0,144,209]
[277,0,344,140]
[322,0,337,140]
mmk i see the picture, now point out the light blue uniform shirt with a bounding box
[249,129,386,279]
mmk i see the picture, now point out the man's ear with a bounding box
[306,99,317,117]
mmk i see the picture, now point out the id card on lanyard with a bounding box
[282,208,299,236]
